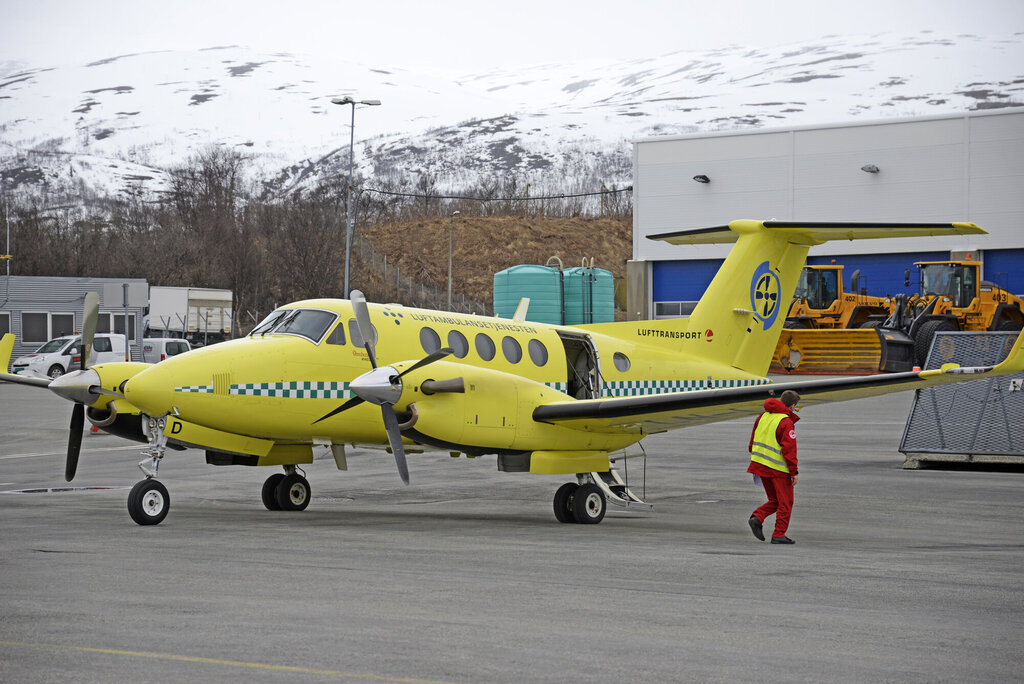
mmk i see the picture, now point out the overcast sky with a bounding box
[2,0,1022,73]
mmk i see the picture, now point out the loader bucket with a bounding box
[772,328,915,374]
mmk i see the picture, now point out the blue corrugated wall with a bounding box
[653,248,1024,303]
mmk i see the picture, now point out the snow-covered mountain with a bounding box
[1,31,1021,205]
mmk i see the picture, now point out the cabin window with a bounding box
[274,309,337,342]
[325,321,346,345]
[528,339,548,366]
[475,333,496,361]
[348,319,378,348]
[502,336,522,364]
[613,352,631,372]
[420,327,442,354]
[447,330,469,358]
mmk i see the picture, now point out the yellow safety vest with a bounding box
[750,411,791,474]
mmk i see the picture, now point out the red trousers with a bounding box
[752,475,794,538]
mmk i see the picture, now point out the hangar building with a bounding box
[1,276,148,361]
[627,109,1024,320]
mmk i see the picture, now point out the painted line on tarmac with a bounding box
[0,641,454,683]
[2,486,131,494]
[0,444,143,460]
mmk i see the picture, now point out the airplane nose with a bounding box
[48,368,101,405]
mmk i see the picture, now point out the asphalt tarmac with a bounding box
[2,381,1022,683]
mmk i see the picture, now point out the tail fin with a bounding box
[649,220,985,375]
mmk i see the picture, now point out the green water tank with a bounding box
[493,264,564,324]
[563,266,614,324]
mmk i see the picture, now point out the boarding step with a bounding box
[590,469,653,513]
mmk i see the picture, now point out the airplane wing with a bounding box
[533,329,1024,434]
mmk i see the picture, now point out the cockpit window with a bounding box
[274,309,338,342]
[250,310,288,336]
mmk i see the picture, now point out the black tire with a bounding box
[275,473,311,512]
[571,483,606,524]
[48,365,65,379]
[859,319,884,329]
[261,473,285,511]
[127,479,170,526]
[914,319,956,367]
[783,320,810,329]
[553,482,578,523]
[996,318,1022,332]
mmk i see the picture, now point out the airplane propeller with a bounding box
[312,290,454,485]
[64,291,99,481]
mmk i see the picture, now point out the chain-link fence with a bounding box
[900,331,1024,460]
[352,234,490,315]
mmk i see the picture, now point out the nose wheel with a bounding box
[127,479,170,525]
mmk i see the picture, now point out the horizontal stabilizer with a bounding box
[649,220,985,247]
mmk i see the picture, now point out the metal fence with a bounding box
[352,234,490,315]
[900,331,1024,456]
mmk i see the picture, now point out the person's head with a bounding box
[779,390,800,408]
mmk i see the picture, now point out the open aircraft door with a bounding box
[557,330,601,399]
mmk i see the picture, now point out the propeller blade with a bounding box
[80,291,99,371]
[381,405,410,485]
[311,395,365,425]
[350,290,378,368]
[66,403,85,481]
[396,347,454,379]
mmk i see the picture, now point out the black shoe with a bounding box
[771,536,796,545]
[748,516,765,541]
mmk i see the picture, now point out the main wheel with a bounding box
[996,318,1022,332]
[275,473,311,511]
[127,479,170,525]
[553,482,579,523]
[261,473,285,511]
[571,483,606,524]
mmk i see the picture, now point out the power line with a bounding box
[358,185,633,202]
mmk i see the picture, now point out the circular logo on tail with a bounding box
[750,261,781,330]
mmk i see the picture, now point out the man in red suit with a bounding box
[747,390,800,545]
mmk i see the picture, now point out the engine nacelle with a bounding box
[394,361,637,461]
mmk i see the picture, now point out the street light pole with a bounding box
[448,210,460,310]
[331,96,381,299]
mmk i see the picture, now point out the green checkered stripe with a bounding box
[545,378,770,397]
[229,381,350,399]
[175,384,214,393]
[600,378,770,396]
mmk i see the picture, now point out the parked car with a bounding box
[141,338,192,363]
[10,333,127,378]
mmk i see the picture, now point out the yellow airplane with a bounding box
[3,219,1023,526]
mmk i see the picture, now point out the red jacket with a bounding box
[747,397,799,478]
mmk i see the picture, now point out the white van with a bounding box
[10,334,127,378]
[142,338,192,363]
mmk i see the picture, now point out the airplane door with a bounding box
[557,332,601,399]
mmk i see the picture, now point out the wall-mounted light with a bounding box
[860,164,880,174]
[692,174,711,183]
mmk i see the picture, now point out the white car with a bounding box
[10,334,127,378]
[141,338,192,363]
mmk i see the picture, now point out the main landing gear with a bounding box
[261,467,311,512]
[552,470,653,525]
